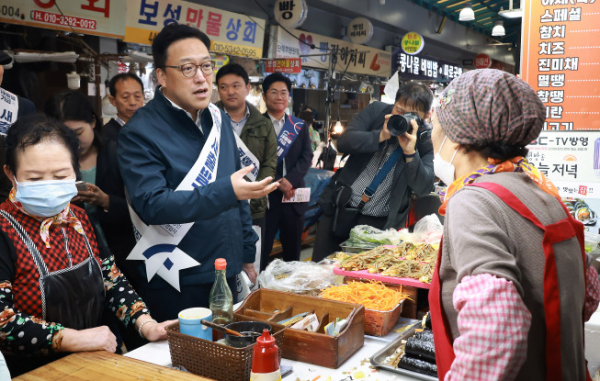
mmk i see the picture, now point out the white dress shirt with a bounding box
[161,88,204,135]
[225,106,250,136]
[268,113,286,177]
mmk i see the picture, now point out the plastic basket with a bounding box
[364,300,405,336]
[166,321,284,381]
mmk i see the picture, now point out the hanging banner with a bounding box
[392,49,463,81]
[125,0,266,58]
[0,0,126,39]
[271,26,391,78]
[522,0,600,130]
[265,58,301,73]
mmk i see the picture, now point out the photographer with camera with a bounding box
[312,83,435,261]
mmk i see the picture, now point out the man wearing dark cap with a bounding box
[0,51,36,201]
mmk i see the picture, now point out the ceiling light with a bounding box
[491,20,506,36]
[498,7,523,18]
[498,0,523,18]
[459,2,475,22]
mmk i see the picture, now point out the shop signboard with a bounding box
[474,53,492,69]
[347,17,374,45]
[265,58,301,73]
[401,32,424,55]
[0,0,126,39]
[522,0,600,130]
[392,49,463,81]
[271,26,391,78]
[273,0,307,29]
[527,131,600,229]
[125,0,266,58]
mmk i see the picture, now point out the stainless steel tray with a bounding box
[370,327,438,381]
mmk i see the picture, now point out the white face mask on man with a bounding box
[433,136,459,186]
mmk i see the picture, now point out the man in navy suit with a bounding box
[261,72,312,270]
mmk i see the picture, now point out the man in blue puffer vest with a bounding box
[117,24,278,321]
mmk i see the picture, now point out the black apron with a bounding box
[0,210,105,376]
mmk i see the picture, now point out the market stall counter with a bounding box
[13,351,211,381]
[123,323,425,381]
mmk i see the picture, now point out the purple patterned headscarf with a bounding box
[436,69,545,147]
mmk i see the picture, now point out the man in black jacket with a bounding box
[312,83,435,262]
[261,72,313,269]
[103,73,144,142]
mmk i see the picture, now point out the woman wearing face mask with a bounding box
[428,69,600,380]
[0,115,174,376]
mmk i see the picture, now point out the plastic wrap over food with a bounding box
[257,259,338,295]
[413,214,443,244]
[342,225,403,249]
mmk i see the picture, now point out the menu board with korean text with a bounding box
[522,0,600,130]
[125,0,266,58]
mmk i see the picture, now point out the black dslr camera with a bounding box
[387,112,424,136]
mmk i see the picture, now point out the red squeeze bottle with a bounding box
[250,329,281,381]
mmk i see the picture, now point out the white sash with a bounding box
[0,88,19,134]
[126,104,223,291]
[233,132,260,181]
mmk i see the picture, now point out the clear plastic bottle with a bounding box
[209,258,233,326]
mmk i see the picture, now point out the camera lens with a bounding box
[387,115,408,137]
[388,113,423,136]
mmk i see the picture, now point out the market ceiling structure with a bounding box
[406,0,522,45]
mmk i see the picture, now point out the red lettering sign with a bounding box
[474,54,491,69]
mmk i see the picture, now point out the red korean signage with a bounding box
[265,58,301,73]
[474,54,492,69]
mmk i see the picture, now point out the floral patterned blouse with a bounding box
[0,201,148,355]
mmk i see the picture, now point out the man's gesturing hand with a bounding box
[231,165,279,200]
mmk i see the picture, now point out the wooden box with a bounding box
[234,288,365,369]
[364,300,404,336]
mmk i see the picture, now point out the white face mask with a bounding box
[433,136,458,186]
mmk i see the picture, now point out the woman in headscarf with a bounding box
[428,69,600,380]
[0,114,173,376]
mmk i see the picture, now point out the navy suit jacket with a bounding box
[264,112,313,214]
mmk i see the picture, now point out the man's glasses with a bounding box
[164,61,215,77]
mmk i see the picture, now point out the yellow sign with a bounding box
[401,32,424,55]
[125,0,266,58]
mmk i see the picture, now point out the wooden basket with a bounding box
[166,321,284,381]
[234,288,364,369]
[364,300,404,336]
